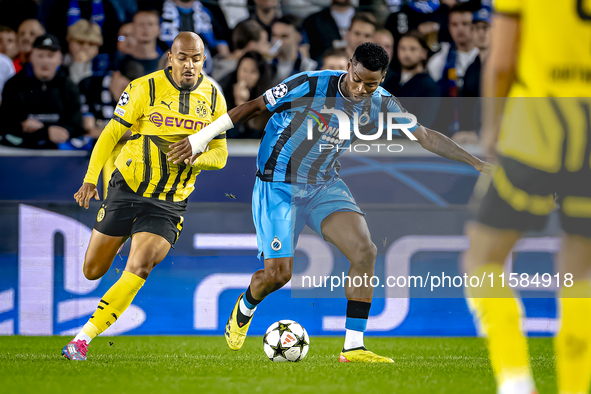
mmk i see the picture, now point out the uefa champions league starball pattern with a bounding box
[263,320,309,362]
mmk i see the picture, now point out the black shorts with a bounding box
[94,170,187,246]
[477,156,591,237]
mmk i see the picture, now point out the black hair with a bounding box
[449,2,474,17]
[275,14,301,30]
[0,25,15,33]
[119,57,146,81]
[399,31,429,51]
[236,51,267,81]
[233,19,264,51]
[352,42,389,73]
[349,12,377,31]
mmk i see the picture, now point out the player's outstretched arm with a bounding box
[187,138,228,170]
[413,126,494,175]
[75,119,130,209]
[481,14,520,159]
[167,96,269,164]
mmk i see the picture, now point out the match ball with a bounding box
[263,320,309,362]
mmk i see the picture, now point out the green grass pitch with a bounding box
[0,336,555,393]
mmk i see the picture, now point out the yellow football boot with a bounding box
[225,293,252,351]
[338,348,394,363]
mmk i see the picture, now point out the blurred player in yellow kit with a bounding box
[464,0,591,393]
[61,32,228,360]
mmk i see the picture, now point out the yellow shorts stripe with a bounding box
[562,196,591,218]
[493,166,556,216]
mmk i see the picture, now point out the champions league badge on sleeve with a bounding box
[118,91,130,107]
[265,83,289,107]
[272,83,288,99]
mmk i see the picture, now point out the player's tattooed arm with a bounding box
[414,126,494,175]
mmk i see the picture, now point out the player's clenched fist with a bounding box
[74,183,100,209]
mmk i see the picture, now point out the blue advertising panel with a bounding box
[0,155,478,205]
[0,202,559,337]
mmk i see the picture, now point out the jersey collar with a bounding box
[164,67,204,92]
[337,72,351,101]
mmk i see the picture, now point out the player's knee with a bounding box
[83,259,105,280]
[265,265,292,289]
[350,240,377,270]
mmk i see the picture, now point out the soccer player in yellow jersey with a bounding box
[464,1,591,393]
[61,32,228,361]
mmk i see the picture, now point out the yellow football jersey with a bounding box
[495,0,591,97]
[110,68,227,202]
[495,0,591,172]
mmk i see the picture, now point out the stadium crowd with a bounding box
[0,0,491,149]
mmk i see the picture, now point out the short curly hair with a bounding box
[351,42,390,73]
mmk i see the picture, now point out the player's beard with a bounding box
[180,80,194,90]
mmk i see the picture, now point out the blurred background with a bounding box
[0,0,560,338]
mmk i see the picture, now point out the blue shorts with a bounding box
[252,176,364,260]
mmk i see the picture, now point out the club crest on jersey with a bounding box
[118,91,130,106]
[359,110,371,126]
[272,83,288,99]
[271,237,282,251]
[195,100,208,118]
[97,207,105,222]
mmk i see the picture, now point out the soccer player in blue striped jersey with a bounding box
[169,42,493,362]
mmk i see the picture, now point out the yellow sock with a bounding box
[86,271,145,338]
[555,281,591,394]
[467,263,532,385]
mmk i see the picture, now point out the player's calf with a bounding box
[251,257,293,299]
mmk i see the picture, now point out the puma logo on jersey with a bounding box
[161,101,172,110]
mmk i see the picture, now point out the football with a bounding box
[263,320,310,362]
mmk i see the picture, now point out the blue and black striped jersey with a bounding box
[257,70,419,184]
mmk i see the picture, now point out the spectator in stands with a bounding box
[455,6,492,145]
[385,0,445,49]
[0,35,83,149]
[14,19,45,73]
[126,10,165,75]
[303,0,356,62]
[117,23,136,56]
[461,6,490,98]
[219,0,249,29]
[0,52,14,103]
[373,28,395,84]
[345,13,376,59]
[427,3,478,96]
[383,32,440,128]
[160,0,230,74]
[63,19,103,85]
[212,19,270,81]
[44,0,120,57]
[250,0,280,39]
[270,15,317,85]
[321,47,348,71]
[0,26,18,60]
[219,51,273,139]
[79,57,145,139]
[374,29,394,63]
